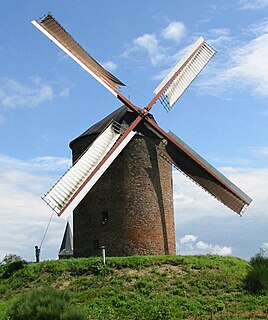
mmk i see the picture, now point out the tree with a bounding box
[0,254,27,279]
[245,253,268,294]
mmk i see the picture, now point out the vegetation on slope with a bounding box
[1,255,268,319]
[5,288,86,320]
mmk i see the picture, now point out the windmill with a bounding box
[32,14,252,257]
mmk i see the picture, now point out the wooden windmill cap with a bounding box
[69,105,158,149]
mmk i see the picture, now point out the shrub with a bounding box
[90,261,110,276]
[245,253,268,295]
[0,254,27,279]
[5,288,86,320]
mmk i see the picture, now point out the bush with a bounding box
[90,261,110,276]
[245,253,268,295]
[0,254,27,279]
[5,288,86,320]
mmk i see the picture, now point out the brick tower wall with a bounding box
[71,134,175,257]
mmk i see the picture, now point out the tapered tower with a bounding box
[70,106,176,257]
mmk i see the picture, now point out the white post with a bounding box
[101,246,106,265]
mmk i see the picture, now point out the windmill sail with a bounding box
[43,122,135,218]
[154,37,216,112]
[32,14,125,96]
[144,118,252,214]
[166,131,251,213]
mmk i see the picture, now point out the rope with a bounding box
[39,210,54,249]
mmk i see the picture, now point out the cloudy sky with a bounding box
[0,0,267,261]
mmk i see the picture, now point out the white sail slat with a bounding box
[154,37,216,111]
[42,122,135,218]
[60,129,135,219]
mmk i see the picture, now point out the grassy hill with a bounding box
[0,255,268,319]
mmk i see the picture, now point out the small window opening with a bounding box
[93,240,99,250]
[101,211,108,225]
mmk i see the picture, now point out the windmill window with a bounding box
[101,211,108,225]
[93,240,99,250]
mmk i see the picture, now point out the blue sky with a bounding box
[0,0,268,261]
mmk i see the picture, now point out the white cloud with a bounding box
[0,77,54,108]
[177,235,232,256]
[133,33,165,65]
[199,25,268,97]
[207,28,234,49]
[209,4,217,11]
[180,234,197,243]
[101,60,118,72]
[0,77,72,109]
[175,166,268,218]
[174,166,268,259]
[197,241,232,255]
[210,28,230,37]
[224,34,268,95]
[29,156,71,171]
[123,21,186,66]
[239,0,268,10]
[0,155,70,172]
[59,87,70,98]
[121,21,184,67]
[0,155,69,261]
[248,18,268,35]
[162,21,185,42]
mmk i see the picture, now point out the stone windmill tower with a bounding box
[70,106,176,256]
[32,14,252,257]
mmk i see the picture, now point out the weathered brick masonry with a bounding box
[70,107,176,257]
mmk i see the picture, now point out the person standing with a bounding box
[35,246,40,263]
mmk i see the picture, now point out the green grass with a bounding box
[1,255,268,319]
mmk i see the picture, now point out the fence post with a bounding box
[100,246,106,265]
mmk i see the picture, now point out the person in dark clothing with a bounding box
[35,246,40,263]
